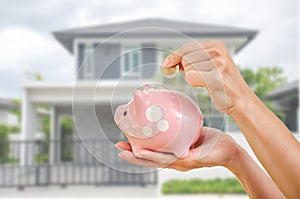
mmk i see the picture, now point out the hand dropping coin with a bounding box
[161,64,179,78]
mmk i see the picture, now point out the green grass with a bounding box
[161,178,245,194]
[34,153,49,164]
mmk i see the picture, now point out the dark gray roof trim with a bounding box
[53,18,258,54]
[266,80,299,100]
[0,98,19,109]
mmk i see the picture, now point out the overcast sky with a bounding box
[0,0,298,98]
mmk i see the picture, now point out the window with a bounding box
[84,44,94,79]
[122,46,141,78]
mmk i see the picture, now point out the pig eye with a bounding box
[123,111,127,116]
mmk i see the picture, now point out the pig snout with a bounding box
[114,106,122,125]
[114,105,128,127]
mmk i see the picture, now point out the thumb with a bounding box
[199,127,222,159]
[162,53,182,68]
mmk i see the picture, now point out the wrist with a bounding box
[225,146,249,175]
[216,136,247,172]
[227,82,257,117]
[224,142,285,198]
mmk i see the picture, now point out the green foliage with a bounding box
[61,117,73,133]
[8,158,20,164]
[42,115,50,140]
[0,124,10,163]
[33,112,51,164]
[264,101,286,120]
[161,178,245,194]
[11,98,21,105]
[240,66,287,99]
[34,116,74,163]
[240,66,287,119]
[10,125,21,133]
[60,117,74,161]
[11,99,21,123]
[0,124,9,140]
[35,153,49,164]
[36,72,43,81]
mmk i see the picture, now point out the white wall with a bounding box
[0,109,18,126]
[7,113,18,126]
[0,109,8,124]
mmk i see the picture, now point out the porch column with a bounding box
[20,89,37,165]
[50,106,61,164]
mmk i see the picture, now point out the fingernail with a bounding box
[162,58,169,67]
[135,153,142,158]
[118,152,123,157]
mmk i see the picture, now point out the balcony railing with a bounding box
[0,139,157,189]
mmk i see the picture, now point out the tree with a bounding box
[240,66,287,99]
[36,72,43,81]
[0,124,10,163]
[240,66,287,118]
[60,117,74,161]
[11,99,21,123]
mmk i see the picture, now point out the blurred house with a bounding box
[266,80,299,133]
[0,97,19,126]
[4,19,257,189]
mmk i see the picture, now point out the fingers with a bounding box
[162,44,199,68]
[185,70,210,87]
[178,62,184,71]
[162,41,215,68]
[115,144,177,168]
[191,127,222,159]
[162,53,182,68]
[176,41,216,57]
[192,127,222,148]
[198,131,222,159]
[184,60,216,72]
[162,41,220,77]
[185,67,224,90]
[181,50,211,67]
[135,150,178,165]
[115,141,132,152]
[118,150,166,168]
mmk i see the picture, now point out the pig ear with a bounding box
[143,84,151,91]
[133,90,145,110]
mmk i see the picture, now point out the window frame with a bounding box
[83,43,94,80]
[120,45,142,78]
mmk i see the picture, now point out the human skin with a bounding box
[116,127,285,198]
[159,40,300,198]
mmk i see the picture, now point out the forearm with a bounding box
[228,147,285,199]
[230,89,300,198]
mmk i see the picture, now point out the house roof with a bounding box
[266,80,299,100]
[53,18,257,54]
[0,98,19,110]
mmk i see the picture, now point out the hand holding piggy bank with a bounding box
[114,84,203,158]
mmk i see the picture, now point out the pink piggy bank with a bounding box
[114,84,203,158]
